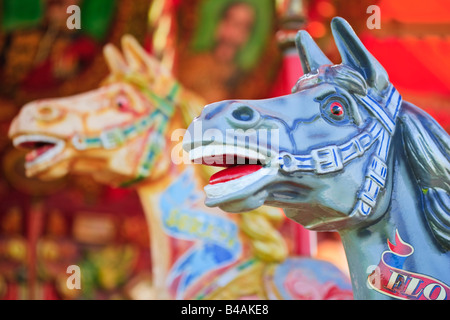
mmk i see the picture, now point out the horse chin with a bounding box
[283,205,350,231]
[211,190,269,213]
[24,153,73,181]
[12,134,70,179]
[29,160,70,181]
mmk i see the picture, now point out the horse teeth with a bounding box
[189,145,270,166]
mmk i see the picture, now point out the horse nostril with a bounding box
[35,105,63,122]
[232,106,254,122]
[39,106,52,115]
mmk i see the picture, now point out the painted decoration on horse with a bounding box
[183,17,450,300]
[9,35,353,300]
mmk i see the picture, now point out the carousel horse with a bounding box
[9,35,352,300]
[183,17,450,300]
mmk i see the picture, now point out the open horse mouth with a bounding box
[13,135,65,171]
[189,144,278,206]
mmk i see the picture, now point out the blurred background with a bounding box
[0,0,448,299]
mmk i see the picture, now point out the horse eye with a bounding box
[330,101,344,117]
[116,95,130,111]
[317,94,351,125]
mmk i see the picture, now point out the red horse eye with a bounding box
[116,95,130,111]
[330,102,344,117]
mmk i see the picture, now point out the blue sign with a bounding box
[160,169,242,298]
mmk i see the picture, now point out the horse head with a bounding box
[9,35,186,187]
[184,17,450,246]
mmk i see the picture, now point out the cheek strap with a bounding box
[279,120,376,175]
[278,86,402,223]
[70,78,181,186]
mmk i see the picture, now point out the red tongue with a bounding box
[25,145,53,162]
[209,165,262,185]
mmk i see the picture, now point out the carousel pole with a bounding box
[147,0,178,70]
[273,0,317,257]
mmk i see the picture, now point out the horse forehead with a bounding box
[38,83,131,114]
[32,89,106,114]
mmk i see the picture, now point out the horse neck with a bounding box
[338,138,449,299]
[127,86,212,298]
[135,180,173,299]
[132,144,195,299]
[116,87,189,298]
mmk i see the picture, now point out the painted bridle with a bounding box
[279,80,402,224]
[71,73,180,186]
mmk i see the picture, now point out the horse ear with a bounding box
[121,34,169,78]
[331,17,390,94]
[295,30,332,74]
[103,43,129,75]
[121,35,152,74]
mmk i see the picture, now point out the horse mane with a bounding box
[398,101,450,251]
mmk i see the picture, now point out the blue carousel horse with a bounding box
[183,17,450,300]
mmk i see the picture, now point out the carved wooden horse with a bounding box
[183,17,450,300]
[9,35,352,299]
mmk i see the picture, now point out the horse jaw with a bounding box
[30,156,72,181]
[11,134,75,180]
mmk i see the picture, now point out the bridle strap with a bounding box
[279,121,376,174]
[351,86,401,220]
[122,73,179,117]
[120,112,169,187]
[70,75,180,186]
[71,76,180,151]
[71,110,164,150]
[279,86,402,220]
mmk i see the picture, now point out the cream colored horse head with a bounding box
[9,35,192,186]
